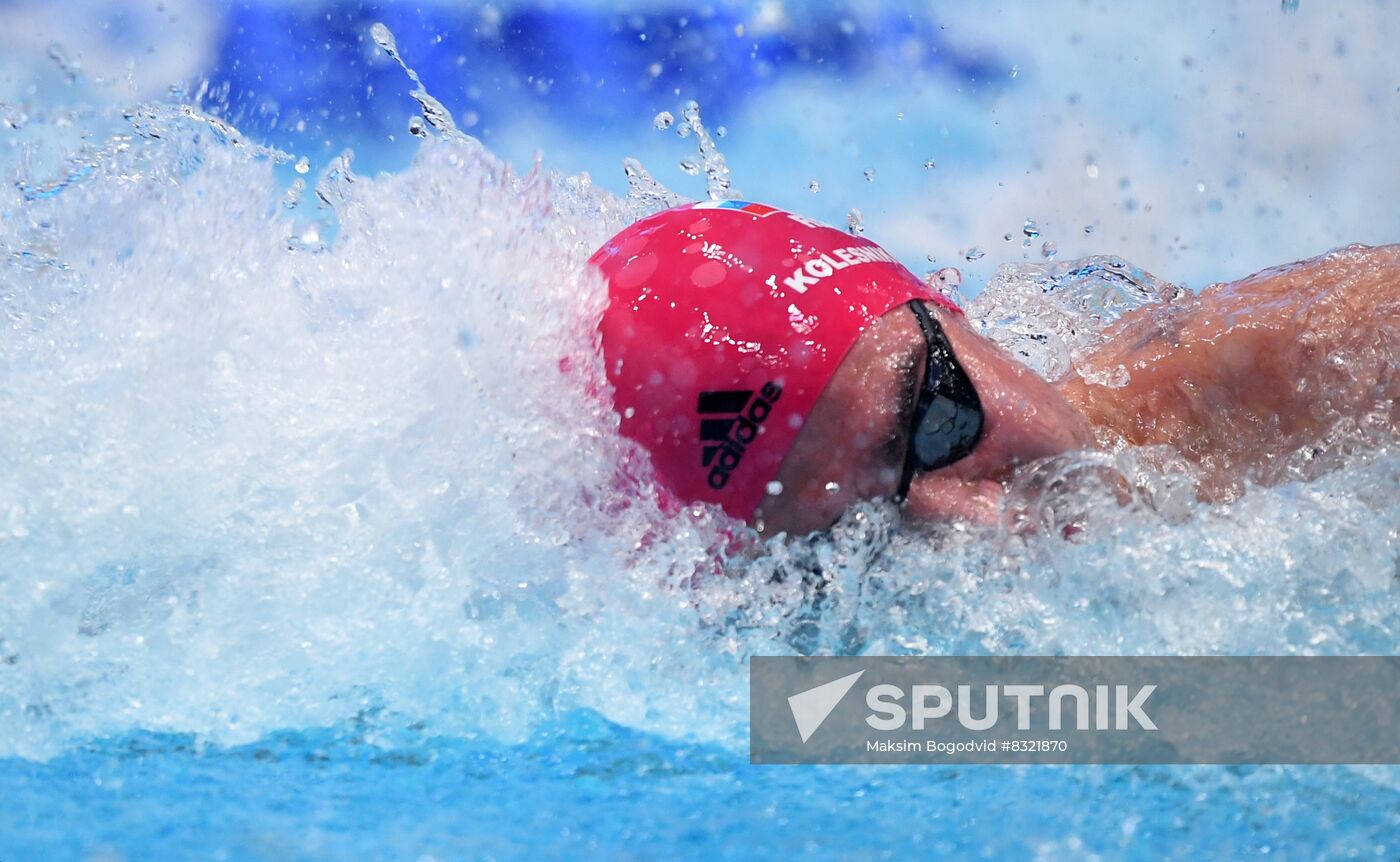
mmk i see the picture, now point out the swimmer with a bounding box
[591,201,1399,535]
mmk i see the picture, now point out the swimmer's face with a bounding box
[756,304,1096,535]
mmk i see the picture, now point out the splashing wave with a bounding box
[0,86,1396,765]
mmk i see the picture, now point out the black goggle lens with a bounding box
[893,300,984,503]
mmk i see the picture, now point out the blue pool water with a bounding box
[2,2,1399,859]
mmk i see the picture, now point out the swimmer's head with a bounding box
[590,201,1094,534]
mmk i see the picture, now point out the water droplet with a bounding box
[293,157,310,174]
[923,159,936,170]
[765,480,784,496]
[863,168,876,182]
[1085,163,1100,179]
[964,246,986,261]
[0,102,29,130]
[281,179,305,209]
[1009,65,1019,78]
[824,481,841,494]
[1022,238,1032,249]
[679,157,700,175]
[1004,232,1014,242]
[407,116,427,138]
[1022,218,1040,238]
[715,125,727,138]
[896,111,905,121]
[677,100,740,201]
[653,111,674,131]
[1281,0,1299,12]
[676,121,693,138]
[925,253,937,262]
[846,208,865,235]
[1083,224,1096,235]
[369,22,398,56]
[371,21,468,142]
[808,179,821,193]
[1041,240,1058,259]
[47,41,82,83]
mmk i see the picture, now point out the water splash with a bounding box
[369,23,472,145]
[679,100,739,201]
[967,256,1183,381]
[621,156,687,219]
[0,78,1396,775]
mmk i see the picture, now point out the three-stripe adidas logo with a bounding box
[697,383,783,490]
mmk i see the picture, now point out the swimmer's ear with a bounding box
[901,475,1004,526]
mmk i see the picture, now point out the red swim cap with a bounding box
[590,200,958,523]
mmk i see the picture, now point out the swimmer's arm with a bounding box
[1059,244,1400,495]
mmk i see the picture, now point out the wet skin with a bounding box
[756,244,1400,537]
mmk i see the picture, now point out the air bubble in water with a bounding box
[653,111,674,131]
[964,246,986,261]
[846,208,865,235]
[294,157,310,174]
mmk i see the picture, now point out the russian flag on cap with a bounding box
[691,199,781,217]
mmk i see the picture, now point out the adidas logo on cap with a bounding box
[697,383,783,490]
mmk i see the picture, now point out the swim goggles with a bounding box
[892,299,985,503]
